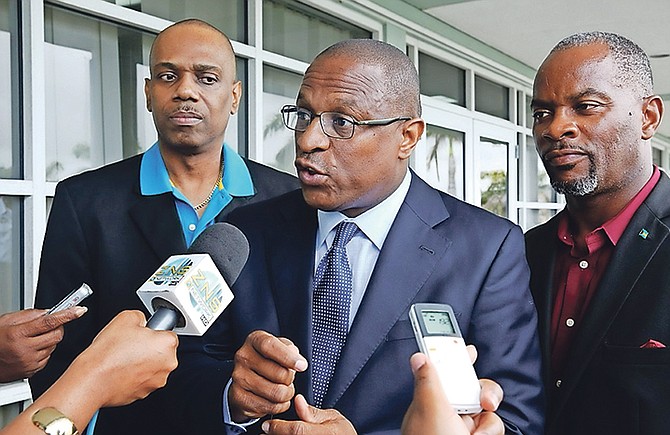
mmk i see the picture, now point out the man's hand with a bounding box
[260,394,357,435]
[0,307,87,382]
[229,330,308,422]
[401,351,505,435]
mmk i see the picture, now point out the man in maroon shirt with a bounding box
[526,31,668,435]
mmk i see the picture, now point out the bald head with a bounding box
[150,19,236,78]
[144,18,242,154]
[312,39,421,117]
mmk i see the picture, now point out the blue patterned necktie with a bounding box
[312,221,358,408]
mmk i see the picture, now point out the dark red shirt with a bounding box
[550,167,661,380]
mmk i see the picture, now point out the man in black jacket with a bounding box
[31,19,298,435]
[527,31,667,435]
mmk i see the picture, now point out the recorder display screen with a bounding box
[422,310,456,335]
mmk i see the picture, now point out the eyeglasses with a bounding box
[281,105,411,140]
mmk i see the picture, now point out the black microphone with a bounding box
[137,222,249,333]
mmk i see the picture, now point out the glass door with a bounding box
[415,100,519,222]
[414,100,473,201]
[473,120,518,222]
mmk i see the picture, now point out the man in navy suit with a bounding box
[32,19,298,435]
[175,39,543,434]
[527,32,668,435]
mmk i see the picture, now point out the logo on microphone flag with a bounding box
[150,257,193,286]
[137,254,234,335]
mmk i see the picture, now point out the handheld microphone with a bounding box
[137,222,250,334]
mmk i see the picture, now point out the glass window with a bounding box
[522,135,556,203]
[516,92,533,127]
[519,208,558,231]
[109,0,247,43]
[419,52,465,107]
[44,6,156,181]
[263,0,371,63]
[422,125,465,199]
[652,147,662,167]
[0,403,21,431]
[230,58,247,156]
[475,75,509,120]
[0,0,19,179]
[479,136,508,217]
[525,94,534,128]
[263,66,302,173]
[0,196,21,312]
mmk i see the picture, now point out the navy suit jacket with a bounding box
[174,172,544,434]
[31,153,299,435]
[525,171,670,435]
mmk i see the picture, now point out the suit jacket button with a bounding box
[555,379,562,388]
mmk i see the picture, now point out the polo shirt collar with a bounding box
[140,142,254,197]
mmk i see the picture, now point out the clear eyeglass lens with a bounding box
[321,113,354,138]
[282,106,355,139]
[293,109,312,130]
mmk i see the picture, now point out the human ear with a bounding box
[398,118,425,160]
[144,78,152,113]
[230,80,242,115]
[641,95,664,140]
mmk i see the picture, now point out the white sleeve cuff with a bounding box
[222,378,260,434]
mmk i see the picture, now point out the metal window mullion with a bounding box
[246,0,263,161]
[23,0,47,307]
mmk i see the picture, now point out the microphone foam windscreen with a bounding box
[188,222,250,285]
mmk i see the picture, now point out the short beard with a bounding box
[550,160,598,197]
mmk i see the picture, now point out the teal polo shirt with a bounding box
[140,142,255,247]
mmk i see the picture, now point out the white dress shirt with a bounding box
[315,169,411,327]
[223,169,412,432]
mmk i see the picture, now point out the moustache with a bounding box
[541,143,587,159]
[171,106,204,118]
[295,155,328,175]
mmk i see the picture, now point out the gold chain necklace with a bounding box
[193,159,224,211]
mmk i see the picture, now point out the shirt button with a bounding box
[566,318,575,327]
[556,379,562,388]
[188,223,196,231]
[579,260,589,269]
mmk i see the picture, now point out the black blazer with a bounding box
[525,171,670,435]
[170,172,544,434]
[31,153,299,435]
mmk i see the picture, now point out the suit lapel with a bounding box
[269,193,318,403]
[323,175,452,408]
[129,192,186,261]
[527,219,559,385]
[553,174,670,418]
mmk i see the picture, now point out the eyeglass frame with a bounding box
[280,104,411,139]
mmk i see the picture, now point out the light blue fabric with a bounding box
[84,410,98,435]
[140,142,254,246]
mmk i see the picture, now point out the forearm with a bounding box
[1,357,101,434]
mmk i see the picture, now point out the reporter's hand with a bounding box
[402,351,505,435]
[0,307,87,382]
[229,330,308,422]
[465,378,505,435]
[69,310,178,408]
[261,394,356,435]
